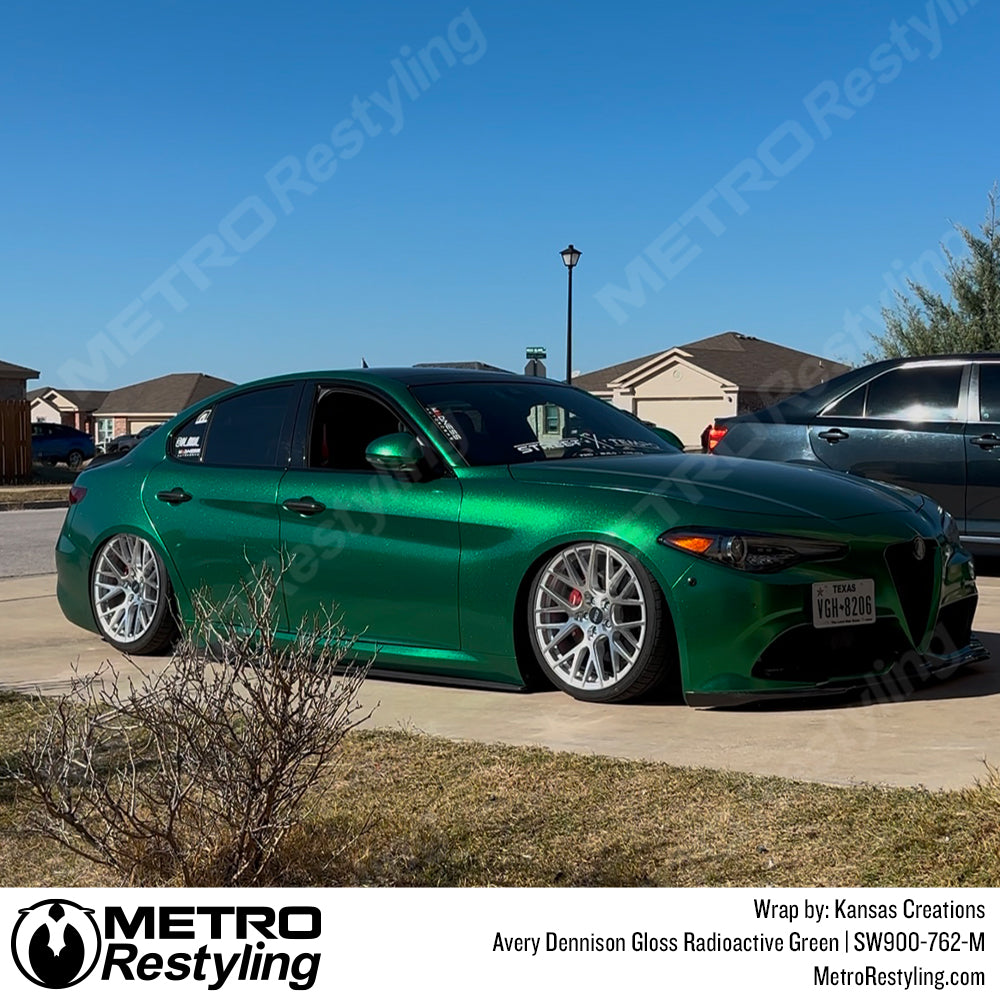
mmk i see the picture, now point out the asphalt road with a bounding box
[2,508,999,791]
[0,508,64,578]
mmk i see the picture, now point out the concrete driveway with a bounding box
[2,509,998,791]
[2,570,998,792]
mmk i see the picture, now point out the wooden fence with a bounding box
[0,399,32,483]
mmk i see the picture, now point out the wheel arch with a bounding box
[511,534,681,697]
[87,524,188,628]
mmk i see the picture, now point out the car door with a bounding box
[806,361,968,520]
[964,361,1000,541]
[140,382,302,623]
[278,382,462,648]
[30,424,50,461]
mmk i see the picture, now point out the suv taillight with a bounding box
[708,425,728,452]
[68,485,87,505]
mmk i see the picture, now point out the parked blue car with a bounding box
[31,422,96,469]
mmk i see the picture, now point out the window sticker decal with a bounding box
[426,406,463,442]
[174,434,204,458]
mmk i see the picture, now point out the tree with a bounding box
[868,187,1000,359]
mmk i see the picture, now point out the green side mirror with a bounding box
[365,432,424,473]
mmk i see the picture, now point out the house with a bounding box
[574,332,851,448]
[93,372,234,451]
[0,358,40,401]
[413,361,513,372]
[28,387,109,437]
[0,358,41,482]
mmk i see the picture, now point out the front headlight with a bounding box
[658,528,848,573]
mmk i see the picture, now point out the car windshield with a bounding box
[410,380,675,466]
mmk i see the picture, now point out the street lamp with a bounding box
[560,244,581,383]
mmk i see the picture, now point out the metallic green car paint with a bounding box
[141,462,291,630]
[278,468,462,650]
[55,369,985,703]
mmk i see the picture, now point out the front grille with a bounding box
[884,538,938,643]
[752,620,911,683]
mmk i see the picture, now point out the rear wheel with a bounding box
[527,542,669,702]
[90,534,176,654]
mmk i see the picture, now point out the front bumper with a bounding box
[666,509,986,706]
[685,634,990,707]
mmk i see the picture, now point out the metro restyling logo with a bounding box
[11,902,321,991]
[12,899,102,988]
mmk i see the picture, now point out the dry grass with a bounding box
[0,485,70,505]
[1,692,998,887]
[0,461,84,499]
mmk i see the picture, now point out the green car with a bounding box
[56,369,988,705]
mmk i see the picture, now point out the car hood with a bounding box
[507,454,926,522]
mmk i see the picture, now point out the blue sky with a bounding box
[3,0,999,389]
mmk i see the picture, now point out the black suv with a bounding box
[713,355,1000,548]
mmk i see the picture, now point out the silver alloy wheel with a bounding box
[92,534,162,644]
[531,542,648,692]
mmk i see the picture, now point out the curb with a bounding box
[0,501,69,512]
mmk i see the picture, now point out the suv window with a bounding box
[171,384,297,467]
[821,384,866,418]
[978,365,1000,422]
[864,366,963,421]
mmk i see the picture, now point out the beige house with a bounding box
[93,373,233,451]
[28,387,108,436]
[575,332,850,448]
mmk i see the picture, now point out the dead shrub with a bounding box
[13,563,373,885]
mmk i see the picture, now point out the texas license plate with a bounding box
[812,579,876,629]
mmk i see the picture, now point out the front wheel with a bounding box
[66,449,84,470]
[527,542,670,702]
[90,534,176,654]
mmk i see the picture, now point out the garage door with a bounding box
[636,398,731,450]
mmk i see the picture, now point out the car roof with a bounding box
[755,353,997,419]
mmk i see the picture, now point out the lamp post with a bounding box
[560,244,581,383]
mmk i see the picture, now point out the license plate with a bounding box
[812,579,876,629]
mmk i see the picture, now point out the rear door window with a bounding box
[821,384,866,418]
[171,384,298,467]
[864,366,963,421]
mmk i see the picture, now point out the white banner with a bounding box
[2,887,995,996]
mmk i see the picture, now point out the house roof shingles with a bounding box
[29,386,109,411]
[574,332,850,394]
[95,373,234,416]
[0,359,41,380]
[413,361,513,372]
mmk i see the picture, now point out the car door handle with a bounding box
[971,434,1000,450]
[156,487,192,504]
[282,496,327,515]
[818,428,849,443]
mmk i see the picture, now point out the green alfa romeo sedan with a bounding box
[55,368,988,705]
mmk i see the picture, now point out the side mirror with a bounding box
[365,432,424,474]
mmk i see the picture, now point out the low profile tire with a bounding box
[90,534,176,654]
[66,450,84,470]
[527,541,670,703]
